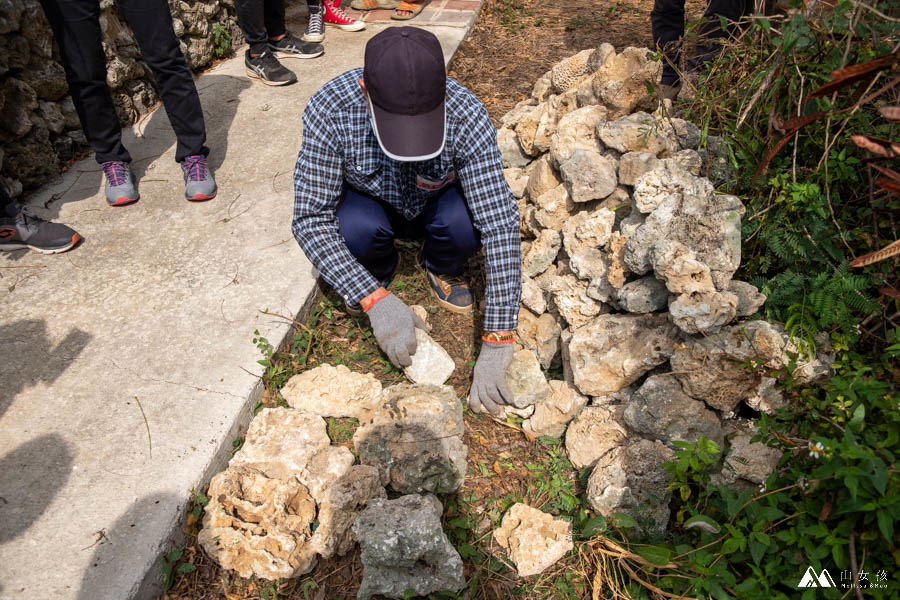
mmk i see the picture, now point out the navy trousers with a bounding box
[337,185,481,282]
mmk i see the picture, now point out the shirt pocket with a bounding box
[344,150,381,191]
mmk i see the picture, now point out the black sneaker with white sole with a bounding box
[269,32,324,59]
[0,204,81,254]
[245,50,297,86]
[303,5,325,42]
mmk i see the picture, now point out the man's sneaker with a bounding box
[323,0,366,31]
[303,3,325,42]
[180,155,217,201]
[245,50,297,86]
[268,32,324,59]
[101,160,139,206]
[425,269,473,314]
[0,206,81,254]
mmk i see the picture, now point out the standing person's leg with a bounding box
[419,185,480,312]
[235,0,272,56]
[303,0,325,43]
[117,0,217,200]
[694,0,747,65]
[650,0,686,88]
[265,0,325,61]
[38,0,139,206]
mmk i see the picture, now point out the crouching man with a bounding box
[291,27,521,415]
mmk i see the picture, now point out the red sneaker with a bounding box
[323,0,366,31]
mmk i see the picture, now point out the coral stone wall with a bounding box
[0,0,242,197]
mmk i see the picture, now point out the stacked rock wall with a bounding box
[0,0,242,197]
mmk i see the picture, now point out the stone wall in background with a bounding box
[0,0,242,198]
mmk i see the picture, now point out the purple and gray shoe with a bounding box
[180,155,217,201]
[101,160,139,207]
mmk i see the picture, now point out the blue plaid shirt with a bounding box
[292,68,521,331]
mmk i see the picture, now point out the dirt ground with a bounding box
[161,1,708,598]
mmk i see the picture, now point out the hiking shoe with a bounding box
[101,160,139,206]
[0,205,81,254]
[268,32,324,59]
[303,3,325,42]
[245,50,297,86]
[180,155,217,201]
[425,269,473,314]
[323,0,366,31]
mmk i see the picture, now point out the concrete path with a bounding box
[0,4,479,599]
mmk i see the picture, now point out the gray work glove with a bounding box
[468,341,514,415]
[366,293,428,368]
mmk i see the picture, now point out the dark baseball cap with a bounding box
[363,27,446,161]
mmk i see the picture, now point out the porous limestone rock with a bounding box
[549,104,608,167]
[745,377,786,414]
[523,380,588,438]
[310,465,386,559]
[501,99,539,130]
[532,70,553,102]
[591,47,662,118]
[354,495,465,600]
[722,430,781,485]
[298,446,355,504]
[598,112,671,155]
[586,439,674,534]
[623,375,724,446]
[561,206,616,255]
[533,183,575,231]
[498,127,532,168]
[516,102,555,156]
[618,151,660,186]
[658,117,702,150]
[569,248,615,303]
[493,503,574,577]
[606,232,630,289]
[669,290,739,334]
[549,272,606,329]
[523,229,561,278]
[522,274,548,315]
[564,405,628,469]
[559,148,618,203]
[649,239,715,295]
[504,167,529,198]
[405,329,455,386]
[198,466,318,579]
[229,408,331,482]
[615,276,669,313]
[516,307,562,370]
[506,348,551,408]
[664,148,703,175]
[551,48,596,93]
[670,320,798,413]
[625,188,745,289]
[525,155,561,200]
[281,364,383,419]
[728,280,767,317]
[632,162,715,214]
[353,384,467,494]
[590,385,635,406]
[566,313,679,396]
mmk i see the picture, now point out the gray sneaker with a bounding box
[101,160,139,206]
[180,155,217,201]
[269,32,324,59]
[0,204,81,254]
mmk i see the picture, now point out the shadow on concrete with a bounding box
[76,492,179,600]
[0,319,92,421]
[33,73,250,221]
[0,433,74,545]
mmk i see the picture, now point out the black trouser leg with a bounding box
[235,0,286,55]
[0,185,15,216]
[650,0,685,86]
[39,0,131,164]
[694,0,747,65]
[117,0,208,162]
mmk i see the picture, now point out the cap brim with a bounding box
[368,96,445,162]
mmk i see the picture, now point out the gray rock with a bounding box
[559,148,618,203]
[591,47,662,118]
[504,167,529,198]
[623,375,724,446]
[663,149,703,175]
[523,380,588,438]
[310,465,386,559]
[516,307,561,370]
[353,495,465,600]
[516,102,552,155]
[564,405,628,469]
[649,239,715,295]
[229,408,331,481]
[525,155,561,200]
[632,161,714,214]
[618,151,660,186]
[405,329,455,386]
[669,290,739,334]
[533,183,575,231]
[567,313,679,396]
[598,112,671,155]
[506,348,551,408]
[521,274,548,315]
[549,272,607,329]
[549,104,607,167]
[561,206,616,255]
[501,99,540,130]
[615,276,669,313]
[353,384,467,494]
[728,280,767,317]
[723,430,781,485]
[498,128,532,168]
[523,229,561,278]
[586,439,674,534]
[281,364,383,419]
